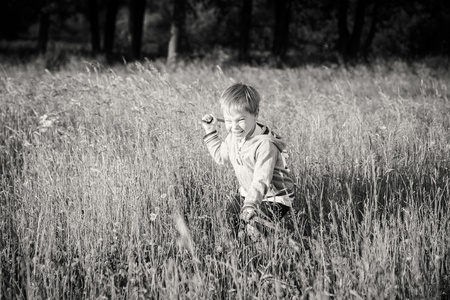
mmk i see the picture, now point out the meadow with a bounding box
[1,54,449,299]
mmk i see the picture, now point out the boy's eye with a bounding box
[224,118,245,123]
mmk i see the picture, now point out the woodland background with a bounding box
[1,0,450,66]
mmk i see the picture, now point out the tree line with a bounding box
[1,0,449,64]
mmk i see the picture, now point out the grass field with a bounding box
[1,54,450,299]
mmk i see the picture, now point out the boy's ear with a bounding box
[255,108,260,117]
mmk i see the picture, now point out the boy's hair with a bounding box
[220,83,261,115]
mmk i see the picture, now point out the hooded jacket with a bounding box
[203,122,295,208]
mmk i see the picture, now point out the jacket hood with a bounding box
[250,122,287,152]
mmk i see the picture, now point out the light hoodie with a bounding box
[203,122,295,209]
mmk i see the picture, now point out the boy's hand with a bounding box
[201,114,218,134]
[241,206,256,222]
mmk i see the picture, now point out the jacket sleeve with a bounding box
[203,130,229,165]
[243,139,278,209]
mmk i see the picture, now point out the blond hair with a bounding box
[219,83,261,115]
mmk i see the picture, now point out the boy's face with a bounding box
[223,108,258,139]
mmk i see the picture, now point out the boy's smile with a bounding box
[223,109,258,139]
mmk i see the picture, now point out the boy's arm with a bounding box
[203,131,228,164]
[201,114,228,164]
[242,140,278,215]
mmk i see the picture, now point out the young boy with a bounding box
[201,83,295,238]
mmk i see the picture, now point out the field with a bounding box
[1,55,450,299]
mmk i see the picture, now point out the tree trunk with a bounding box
[337,0,373,61]
[128,0,147,60]
[362,0,379,58]
[167,0,186,67]
[167,25,179,67]
[348,0,368,58]
[337,0,350,59]
[272,0,292,60]
[104,0,119,56]
[239,0,252,61]
[88,0,101,54]
[37,9,50,54]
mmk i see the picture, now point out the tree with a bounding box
[128,0,147,60]
[88,0,101,54]
[38,5,51,54]
[37,0,79,55]
[405,0,450,56]
[239,0,253,61]
[0,0,38,40]
[167,0,187,67]
[104,0,120,56]
[362,0,379,57]
[272,0,292,60]
[337,0,379,61]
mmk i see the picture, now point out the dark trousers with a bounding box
[226,195,290,238]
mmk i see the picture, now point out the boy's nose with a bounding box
[232,123,241,130]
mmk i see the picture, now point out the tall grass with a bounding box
[1,56,449,299]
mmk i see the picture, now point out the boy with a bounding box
[201,83,295,238]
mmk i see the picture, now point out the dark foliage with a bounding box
[0,0,449,63]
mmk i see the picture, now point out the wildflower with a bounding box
[149,213,158,222]
[38,114,58,133]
